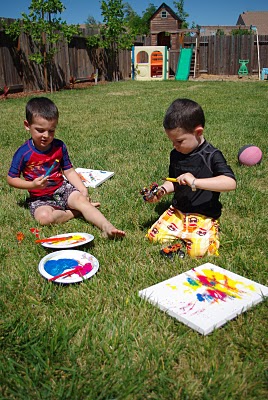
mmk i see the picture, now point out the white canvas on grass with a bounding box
[139,263,268,335]
[75,168,114,188]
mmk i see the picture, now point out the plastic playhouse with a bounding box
[132,46,169,81]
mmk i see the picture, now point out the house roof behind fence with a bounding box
[200,25,251,36]
[236,11,268,35]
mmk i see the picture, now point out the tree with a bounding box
[86,15,100,27]
[231,28,252,36]
[123,2,136,21]
[122,2,157,37]
[101,0,133,48]
[87,0,133,81]
[86,15,101,32]
[216,28,225,36]
[123,2,156,36]
[123,3,141,36]
[3,0,80,91]
[140,3,157,35]
[173,0,190,29]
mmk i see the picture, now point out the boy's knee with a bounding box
[34,209,54,225]
[68,192,89,211]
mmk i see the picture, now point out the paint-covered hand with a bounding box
[147,186,166,203]
[141,182,163,203]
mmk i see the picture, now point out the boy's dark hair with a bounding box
[26,97,59,124]
[163,98,205,132]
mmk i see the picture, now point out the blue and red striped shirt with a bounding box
[8,138,73,198]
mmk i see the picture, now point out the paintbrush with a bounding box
[49,262,93,281]
[49,265,82,281]
[162,177,177,182]
[44,159,59,177]
[35,235,85,244]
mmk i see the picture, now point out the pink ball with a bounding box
[238,145,262,166]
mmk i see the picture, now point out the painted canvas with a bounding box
[139,263,268,335]
[75,168,114,188]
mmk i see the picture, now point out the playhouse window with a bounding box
[161,11,167,18]
[136,51,149,64]
[151,51,163,64]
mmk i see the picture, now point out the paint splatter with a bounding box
[184,268,256,304]
[30,228,40,238]
[16,232,25,244]
[166,283,178,290]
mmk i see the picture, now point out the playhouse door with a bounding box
[158,32,171,48]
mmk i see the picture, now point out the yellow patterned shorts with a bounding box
[146,206,220,258]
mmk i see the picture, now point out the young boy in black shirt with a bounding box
[146,98,236,257]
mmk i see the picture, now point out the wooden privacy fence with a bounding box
[0,31,132,92]
[169,34,268,77]
[0,32,267,92]
[199,34,268,75]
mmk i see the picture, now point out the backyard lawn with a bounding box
[0,79,267,399]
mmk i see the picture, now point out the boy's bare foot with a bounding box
[102,224,126,239]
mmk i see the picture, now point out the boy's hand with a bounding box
[146,186,167,203]
[32,175,49,189]
[176,173,195,187]
[140,182,167,203]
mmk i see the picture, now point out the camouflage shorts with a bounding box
[28,181,78,218]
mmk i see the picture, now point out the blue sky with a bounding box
[1,1,267,26]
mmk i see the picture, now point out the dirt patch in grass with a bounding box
[0,80,108,101]
[190,74,259,82]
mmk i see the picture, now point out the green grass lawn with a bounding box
[0,80,267,400]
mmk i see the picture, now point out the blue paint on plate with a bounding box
[44,258,78,276]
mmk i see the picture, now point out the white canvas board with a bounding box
[75,168,114,188]
[139,263,268,335]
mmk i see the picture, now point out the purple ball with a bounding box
[238,145,262,166]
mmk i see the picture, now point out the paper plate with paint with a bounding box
[38,249,99,284]
[39,232,94,249]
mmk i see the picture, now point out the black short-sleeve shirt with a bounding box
[169,140,236,219]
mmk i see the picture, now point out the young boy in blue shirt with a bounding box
[146,98,236,257]
[7,97,125,239]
